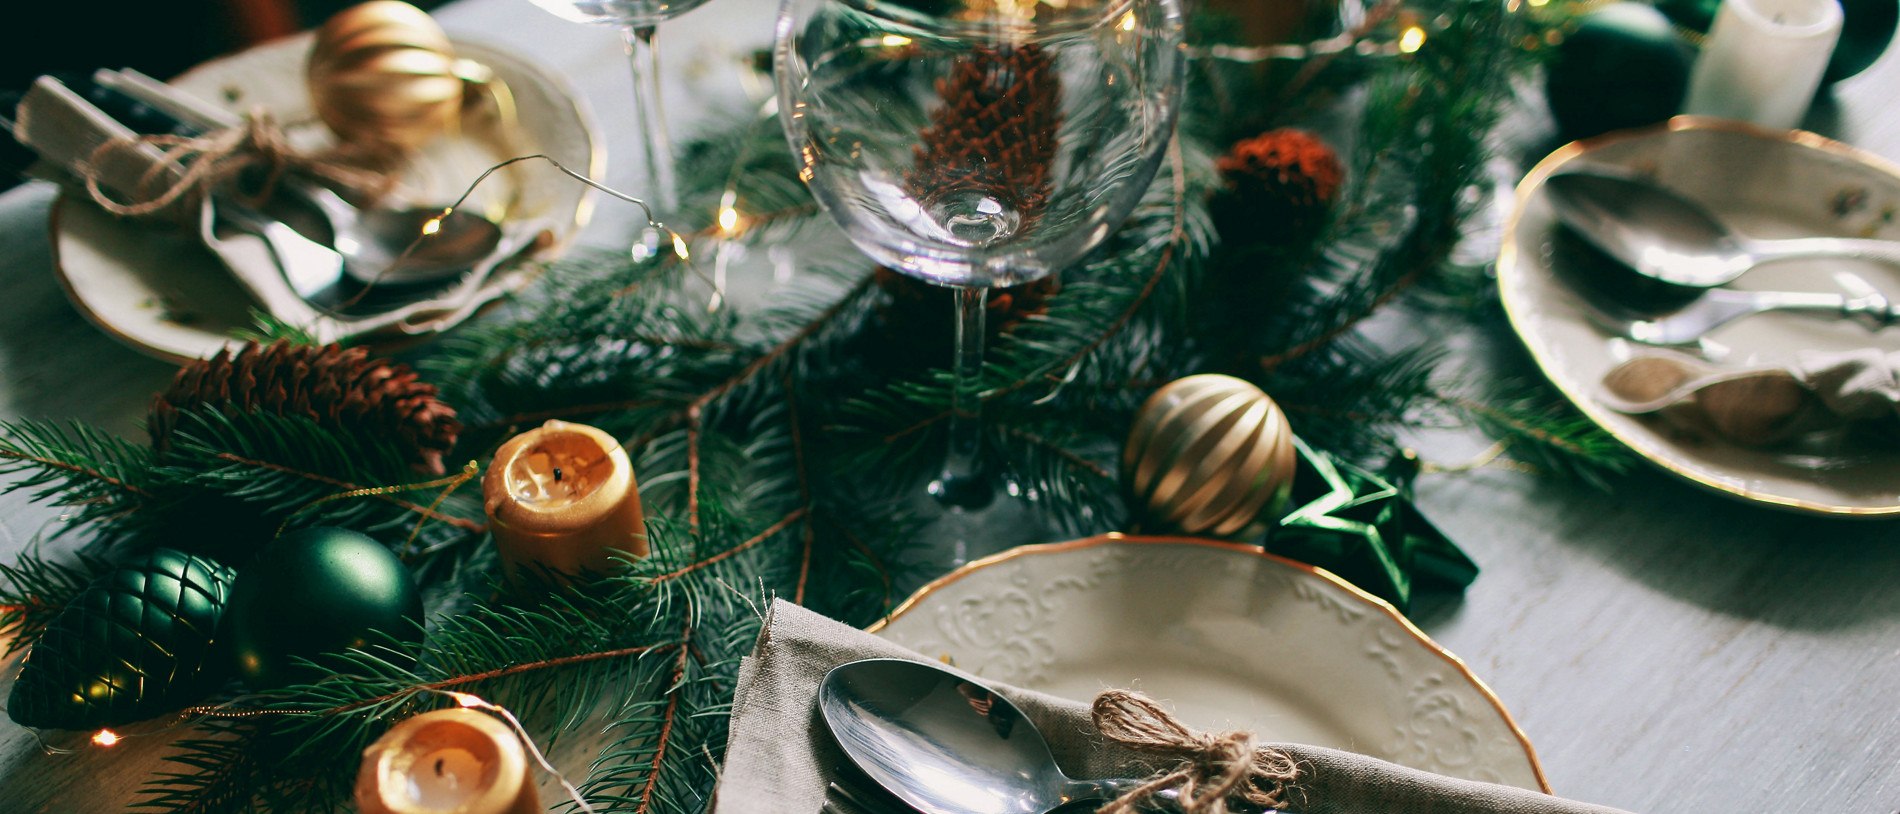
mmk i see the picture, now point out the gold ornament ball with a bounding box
[307,0,475,151]
[1122,374,1298,538]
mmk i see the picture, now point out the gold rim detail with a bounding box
[868,533,1553,794]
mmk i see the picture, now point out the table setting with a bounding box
[0,0,1899,810]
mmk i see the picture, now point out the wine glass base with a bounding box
[895,476,1056,596]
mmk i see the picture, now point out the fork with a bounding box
[1601,272,1900,345]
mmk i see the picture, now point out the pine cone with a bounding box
[149,341,461,475]
[8,549,235,730]
[1214,128,1344,247]
[906,44,1063,228]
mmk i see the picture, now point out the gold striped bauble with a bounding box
[1122,374,1298,538]
[307,1,481,151]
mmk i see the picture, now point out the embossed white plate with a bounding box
[871,535,1549,791]
[1499,117,1900,515]
[49,34,601,363]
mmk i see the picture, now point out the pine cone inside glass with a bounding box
[148,341,461,475]
[905,44,1064,236]
[1214,128,1343,246]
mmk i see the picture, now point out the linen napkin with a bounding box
[1599,348,1900,446]
[713,599,1635,814]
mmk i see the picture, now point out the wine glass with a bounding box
[527,0,714,214]
[775,0,1185,559]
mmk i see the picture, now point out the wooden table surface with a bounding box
[2,2,1899,811]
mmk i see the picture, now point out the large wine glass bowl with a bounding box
[775,0,1181,566]
[776,0,1184,289]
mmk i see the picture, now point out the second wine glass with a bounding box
[775,0,1185,562]
[528,0,714,214]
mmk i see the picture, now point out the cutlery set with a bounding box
[818,659,1206,814]
[9,67,544,345]
[1545,169,1900,345]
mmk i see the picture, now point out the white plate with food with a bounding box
[871,535,1548,791]
[49,34,602,363]
[1499,116,1900,515]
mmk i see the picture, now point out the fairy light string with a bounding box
[340,152,721,309]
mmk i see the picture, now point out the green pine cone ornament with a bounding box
[7,549,235,730]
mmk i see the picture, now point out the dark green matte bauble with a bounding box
[1655,0,1721,34]
[222,527,423,690]
[8,549,234,730]
[1824,0,1898,83]
[1546,3,1694,139]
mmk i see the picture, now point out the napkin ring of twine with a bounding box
[1092,690,1300,814]
[82,112,394,218]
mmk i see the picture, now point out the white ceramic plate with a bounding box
[871,535,1548,792]
[49,34,601,363]
[1499,117,1900,515]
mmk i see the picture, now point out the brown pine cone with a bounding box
[148,341,461,475]
[906,44,1064,227]
[1214,128,1344,247]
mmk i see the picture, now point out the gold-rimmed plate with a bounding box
[1499,117,1900,515]
[870,535,1549,791]
[49,34,601,364]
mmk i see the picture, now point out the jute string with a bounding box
[1092,690,1301,814]
[81,111,395,217]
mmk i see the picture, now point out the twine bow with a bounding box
[1092,690,1299,814]
[82,111,395,217]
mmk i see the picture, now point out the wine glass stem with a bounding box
[622,24,678,214]
[934,287,991,509]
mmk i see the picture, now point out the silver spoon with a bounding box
[820,658,1162,814]
[291,183,504,289]
[1544,170,1900,288]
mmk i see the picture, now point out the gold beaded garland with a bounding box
[1122,374,1298,538]
[307,0,484,151]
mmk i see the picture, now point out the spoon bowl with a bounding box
[820,659,1149,814]
[1544,170,1900,289]
[294,184,505,287]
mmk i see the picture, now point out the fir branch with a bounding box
[0,546,111,655]
[649,508,808,585]
[207,452,485,533]
[0,419,155,534]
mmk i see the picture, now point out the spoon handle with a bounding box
[1623,287,1898,345]
[1751,235,1900,267]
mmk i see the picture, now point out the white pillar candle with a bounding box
[1681,0,1843,130]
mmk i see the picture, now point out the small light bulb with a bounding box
[422,218,443,236]
[718,206,740,233]
[1119,11,1136,30]
[1399,26,1426,53]
[672,233,691,260]
[881,35,911,47]
[93,730,120,747]
[448,692,487,708]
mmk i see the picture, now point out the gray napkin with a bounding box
[1600,348,1900,446]
[13,76,191,221]
[713,599,1635,814]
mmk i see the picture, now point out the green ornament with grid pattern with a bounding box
[6,549,235,730]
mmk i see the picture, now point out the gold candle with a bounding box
[482,420,648,581]
[355,708,541,814]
